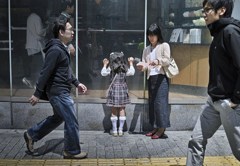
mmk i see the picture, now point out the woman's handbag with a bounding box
[161,46,179,78]
[163,58,179,78]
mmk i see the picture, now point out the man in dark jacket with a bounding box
[23,15,88,159]
[186,0,240,165]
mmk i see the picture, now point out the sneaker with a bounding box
[63,151,87,159]
[22,77,34,89]
[24,131,34,153]
[110,130,118,137]
[118,130,123,136]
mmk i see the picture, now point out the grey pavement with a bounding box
[0,129,234,160]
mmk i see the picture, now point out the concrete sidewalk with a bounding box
[0,129,239,165]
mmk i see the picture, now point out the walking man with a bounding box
[24,14,88,159]
[186,0,240,165]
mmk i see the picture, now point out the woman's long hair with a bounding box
[147,23,164,44]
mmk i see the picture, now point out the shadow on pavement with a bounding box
[28,138,64,156]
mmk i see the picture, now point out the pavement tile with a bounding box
[0,129,240,165]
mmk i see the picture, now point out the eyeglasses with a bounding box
[202,7,214,14]
[65,28,73,32]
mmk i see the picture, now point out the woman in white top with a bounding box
[101,52,135,136]
[23,4,48,89]
[137,23,171,139]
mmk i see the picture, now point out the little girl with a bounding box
[101,52,135,136]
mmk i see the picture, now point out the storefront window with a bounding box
[0,0,9,96]
[147,0,209,99]
[77,0,145,100]
[7,0,146,101]
[1,0,222,102]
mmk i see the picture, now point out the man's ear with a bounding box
[219,7,226,16]
[59,29,64,37]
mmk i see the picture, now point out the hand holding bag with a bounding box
[163,58,179,78]
[161,45,179,78]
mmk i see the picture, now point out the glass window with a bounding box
[3,0,217,102]
[0,0,10,96]
[146,0,209,99]
[10,0,69,97]
[8,0,145,100]
[78,0,145,100]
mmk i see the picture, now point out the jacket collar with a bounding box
[208,17,240,36]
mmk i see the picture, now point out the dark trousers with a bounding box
[148,74,170,128]
[23,52,44,84]
[28,93,81,155]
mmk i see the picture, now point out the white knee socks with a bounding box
[111,116,126,136]
[110,116,118,132]
[119,116,126,131]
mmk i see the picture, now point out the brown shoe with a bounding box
[63,151,88,159]
[151,128,165,139]
[145,128,158,136]
[24,131,34,153]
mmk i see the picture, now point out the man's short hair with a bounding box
[203,0,234,17]
[52,15,70,38]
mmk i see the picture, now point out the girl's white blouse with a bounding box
[101,65,135,76]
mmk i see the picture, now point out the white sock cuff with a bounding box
[110,116,118,121]
[119,116,126,121]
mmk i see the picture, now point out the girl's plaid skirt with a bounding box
[106,74,130,107]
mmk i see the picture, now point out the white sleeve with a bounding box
[159,42,171,66]
[34,15,46,38]
[126,65,135,76]
[101,67,111,76]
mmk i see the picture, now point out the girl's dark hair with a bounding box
[52,15,70,38]
[203,0,233,17]
[147,23,164,43]
[109,52,128,74]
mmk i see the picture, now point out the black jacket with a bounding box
[208,17,240,104]
[34,39,80,100]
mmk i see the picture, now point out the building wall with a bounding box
[0,100,209,131]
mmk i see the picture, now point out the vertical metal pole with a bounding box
[8,0,13,127]
[75,0,79,98]
[125,0,128,21]
[141,0,148,132]
[75,0,79,116]
[8,0,12,97]
[143,0,147,97]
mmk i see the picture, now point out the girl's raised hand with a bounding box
[103,58,109,65]
[128,57,134,62]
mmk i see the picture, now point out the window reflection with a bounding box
[6,0,145,100]
[1,0,210,101]
[0,0,10,96]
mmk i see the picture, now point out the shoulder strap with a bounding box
[106,74,117,95]
[109,74,117,88]
[161,43,172,58]
[161,43,164,57]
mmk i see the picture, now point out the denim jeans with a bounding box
[148,74,170,128]
[28,93,81,155]
[186,96,240,166]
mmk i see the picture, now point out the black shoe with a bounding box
[24,131,34,153]
[63,151,88,159]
